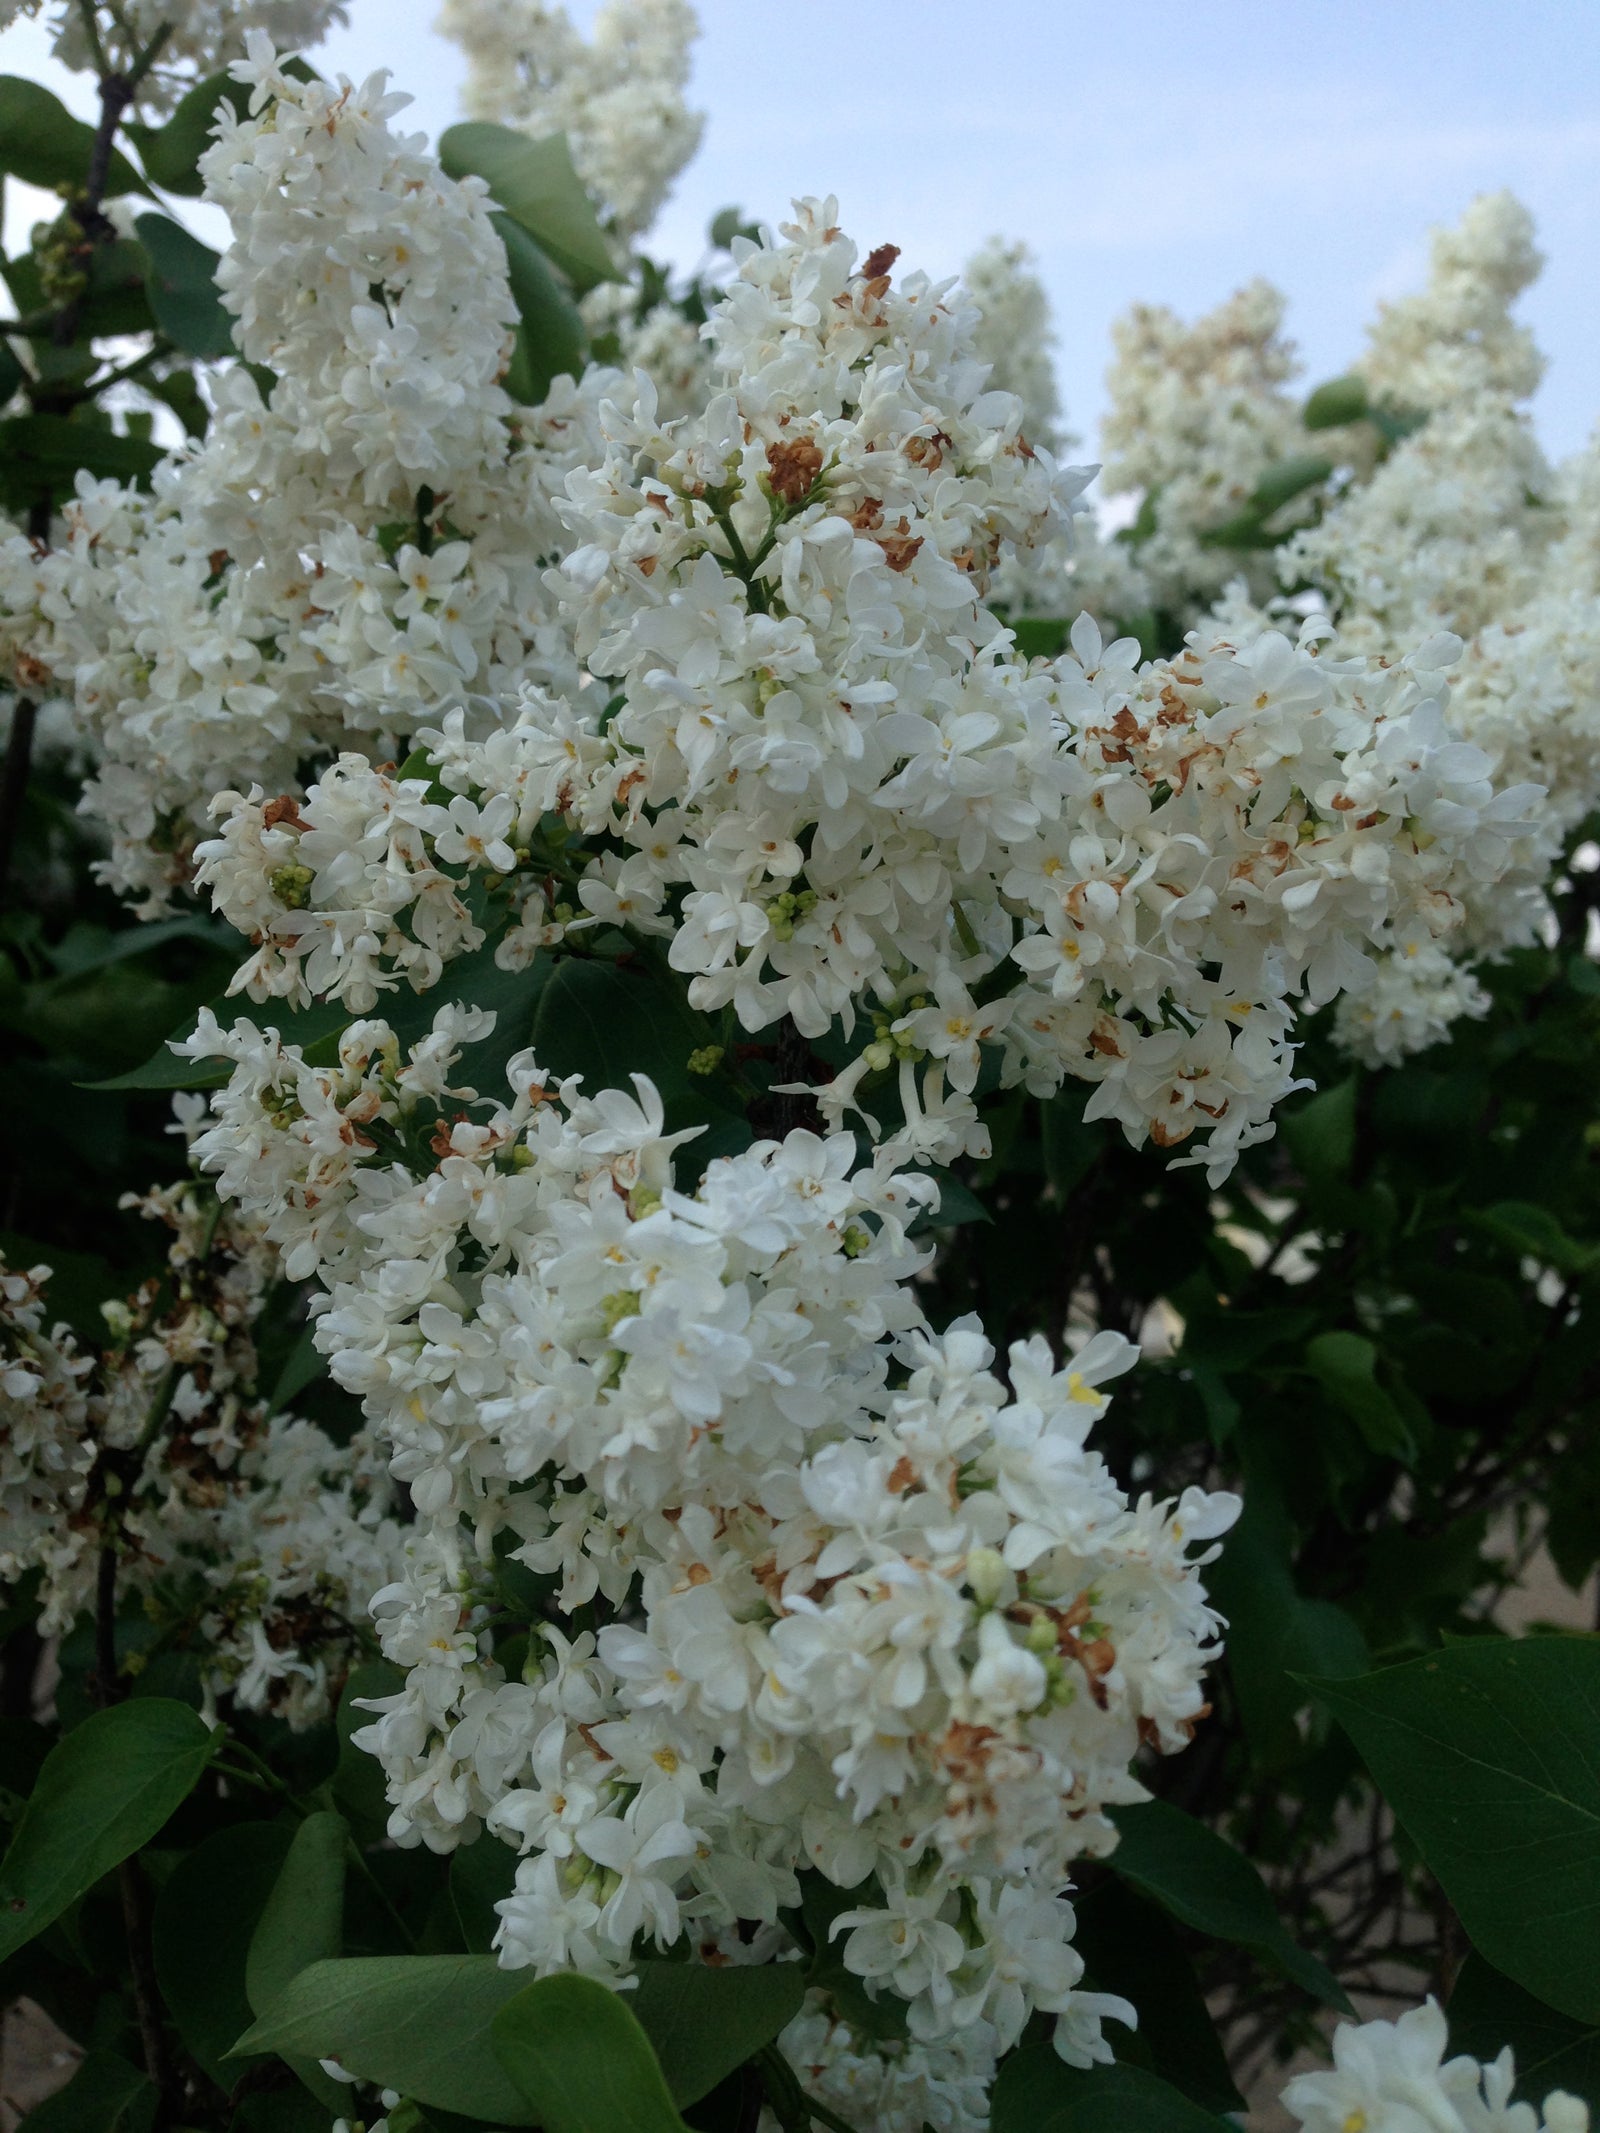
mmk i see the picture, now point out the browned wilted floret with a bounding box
[766,436,824,504]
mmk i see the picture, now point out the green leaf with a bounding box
[915,1165,992,1227]
[1108,1799,1350,2011]
[125,68,251,196]
[1200,454,1332,549]
[247,1809,347,2018]
[83,990,352,1091]
[152,1820,294,2089]
[79,236,155,338]
[1204,1483,1367,1770]
[449,1837,518,1955]
[1072,1882,1244,2112]
[492,211,584,404]
[332,1658,403,1839]
[1283,1075,1357,1182]
[1302,374,1371,430]
[1306,1637,1600,2023]
[491,1974,689,2133]
[0,77,146,197]
[531,951,748,1158]
[789,1872,907,2040]
[246,1809,349,2111]
[1472,1200,1597,1277]
[1012,615,1070,660]
[991,2046,1235,2132]
[0,414,163,512]
[134,213,232,359]
[1249,452,1335,518]
[1450,1953,1600,2112]
[708,206,759,250]
[438,124,617,293]
[145,366,209,438]
[629,1961,806,2107]
[0,1713,50,1801]
[0,1697,213,1961]
[14,2049,155,2132]
[1306,1328,1414,1459]
[267,1323,325,1414]
[88,934,545,1095]
[0,1230,123,1346]
[1042,1085,1102,1198]
[232,1954,535,2124]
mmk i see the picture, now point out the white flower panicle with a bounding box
[0,1176,405,1723]
[189,202,1545,1181]
[1359,191,1546,413]
[962,235,1151,637]
[4,0,347,110]
[962,237,1068,458]
[0,37,615,909]
[1331,935,1491,1068]
[1283,393,1553,654]
[1282,2001,1590,2133]
[1266,195,1597,1058]
[0,1259,95,1585]
[178,996,1238,2063]
[199,40,522,508]
[436,0,704,242]
[194,629,1545,1181]
[767,1998,1000,2133]
[1100,280,1306,616]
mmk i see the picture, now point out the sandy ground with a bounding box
[0,1999,80,2130]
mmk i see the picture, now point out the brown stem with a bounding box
[93,1478,184,2124]
[82,75,135,232]
[118,1857,179,2128]
[93,1538,122,1707]
[759,1018,821,1140]
[0,695,37,890]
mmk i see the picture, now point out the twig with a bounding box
[0,696,38,889]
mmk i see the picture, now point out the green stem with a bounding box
[132,1362,179,1458]
[212,1734,297,1798]
[755,2045,859,2133]
[711,504,753,576]
[951,899,982,961]
[124,18,174,96]
[91,338,170,393]
[74,0,110,78]
[208,1757,282,1802]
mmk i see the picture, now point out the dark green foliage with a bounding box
[0,1701,214,1961]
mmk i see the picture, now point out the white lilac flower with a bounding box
[0,1186,405,1722]
[192,204,1545,1183]
[1100,278,1307,617]
[962,236,1068,457]
[177,988,1237,2055]
[436,0,703,242]
[1282,1999,1590,2133]
[7,0,347,111]
[1268,194,1596,1062]
[1359,191,1545,414]
[0,39,613,911]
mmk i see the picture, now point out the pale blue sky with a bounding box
[8,0,1599,458]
